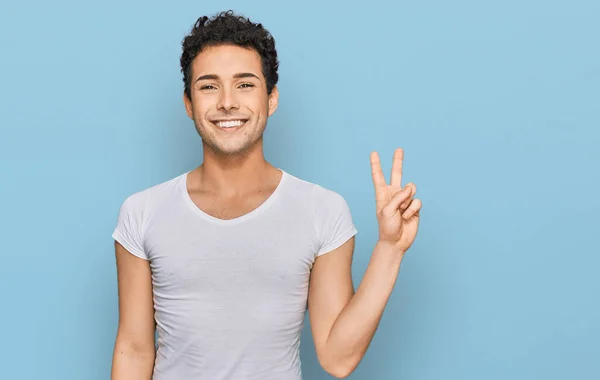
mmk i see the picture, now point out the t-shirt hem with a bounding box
[316,225,358,257]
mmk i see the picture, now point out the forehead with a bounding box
[191,44,263,79]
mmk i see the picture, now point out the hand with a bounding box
[370,148,422,254]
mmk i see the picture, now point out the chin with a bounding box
[207,138,260,157]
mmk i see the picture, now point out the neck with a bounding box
[194,139,277,196]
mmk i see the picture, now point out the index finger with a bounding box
[370,151,386,189]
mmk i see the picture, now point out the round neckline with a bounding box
[179,169,288,225]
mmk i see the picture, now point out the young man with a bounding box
[111,10,421,380]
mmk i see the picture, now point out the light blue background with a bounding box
[1,0,598,379]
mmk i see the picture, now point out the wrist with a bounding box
[376,239,405,254]
[374,240,406,265]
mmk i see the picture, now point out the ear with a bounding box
[267,85,279,117]
[183,92,193,119]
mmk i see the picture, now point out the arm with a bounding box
[308,148,422,378]
[308,238,403,378]
[111,241,156,380]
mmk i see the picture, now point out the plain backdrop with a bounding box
[1,0,599,379]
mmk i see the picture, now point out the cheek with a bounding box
[243,91,267,106]
[192,101,212,120]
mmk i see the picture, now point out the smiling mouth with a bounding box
[211,119,249,129]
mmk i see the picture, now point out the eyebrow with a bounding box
[194,72,260,83]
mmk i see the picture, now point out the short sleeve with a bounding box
[313,186,358,257]
[112,193,148,260]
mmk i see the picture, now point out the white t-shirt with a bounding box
[112,169,357,380]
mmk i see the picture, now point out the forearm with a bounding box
[324,240,403,374]
[111,340,155,380]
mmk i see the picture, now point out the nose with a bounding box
[216,86,239,111]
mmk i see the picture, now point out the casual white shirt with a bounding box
[112,169,357,379]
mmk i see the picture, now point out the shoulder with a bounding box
[282,170,347,204]
[116,172,186,216]
[112,172,187,258]
[281,170,353,222]
[282,171,356,257]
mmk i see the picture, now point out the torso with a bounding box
[111,168,357,380]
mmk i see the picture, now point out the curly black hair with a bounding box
[180,10,279,99]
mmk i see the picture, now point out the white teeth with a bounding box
[216,120,245,128]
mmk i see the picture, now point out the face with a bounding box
[184,44,279,157]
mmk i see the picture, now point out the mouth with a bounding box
[210,119,249,131]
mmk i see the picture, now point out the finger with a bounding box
[399,183,416,210]
[370,151,387,190]
[402,198,422,219]
[390,148,404,187]
[381,185,412,218]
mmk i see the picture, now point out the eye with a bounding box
[238,83,255,89]
[200,84,217,91]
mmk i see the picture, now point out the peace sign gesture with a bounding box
[370,148,422,254]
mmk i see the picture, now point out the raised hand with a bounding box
[370,148,422,254]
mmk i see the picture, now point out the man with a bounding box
[111,10,421,380]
